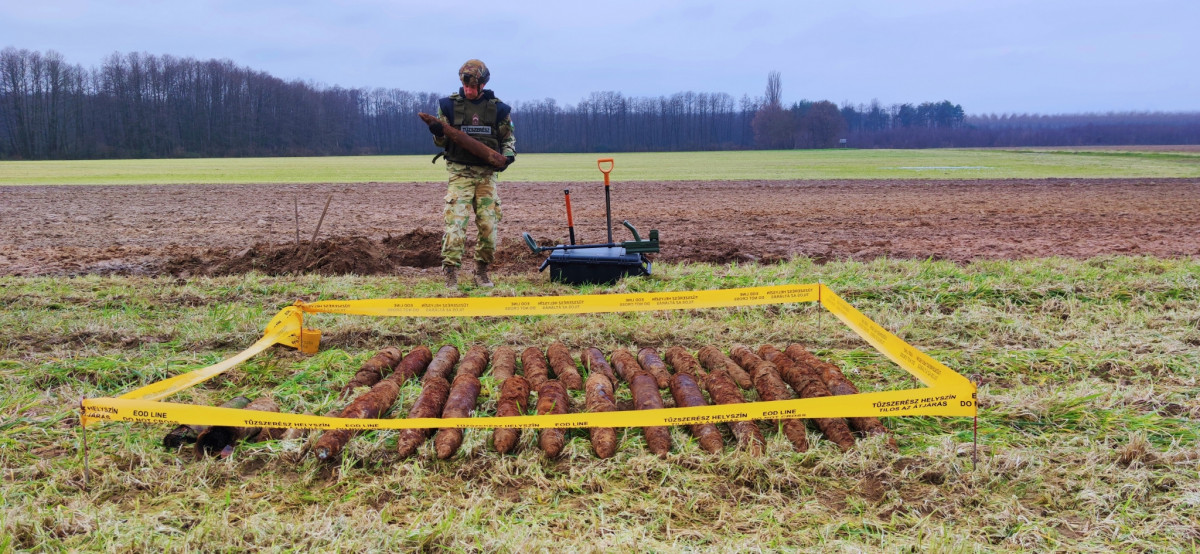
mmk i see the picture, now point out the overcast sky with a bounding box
[3,0,1196,114]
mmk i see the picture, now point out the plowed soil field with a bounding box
[3,178,1198,277]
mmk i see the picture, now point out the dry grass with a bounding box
[2,256,1198,551]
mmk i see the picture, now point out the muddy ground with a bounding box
[1,178,1197,277]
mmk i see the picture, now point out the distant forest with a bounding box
[2,48,1198,160]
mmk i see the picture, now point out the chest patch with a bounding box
[461,125,492,135]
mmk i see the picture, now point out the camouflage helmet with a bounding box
[458,59,490,87]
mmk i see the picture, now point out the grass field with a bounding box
[2,150,1199,551]
[2,148,1200,185]
[2,258,1198,550]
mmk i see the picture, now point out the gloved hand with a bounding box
[427,121,444,137]
[495,155,515,172]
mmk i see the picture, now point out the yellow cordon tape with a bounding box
[82,284,977,430]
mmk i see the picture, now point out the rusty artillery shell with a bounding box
[424,345,460,383]
[396,375,453,458]
[458,345,490,379]
[340,347,403,398]
[434,372,483,459]
[195,396,280,457]
[536,380,570,458]
[611,348,671,456]
[668,373,724,454]
[314,347,432,461]
[584,372,619,458]
[163,396,251,449]
[698,346,753,389]
[663,346,707,381]
[491,346,517,383]
[759,345,856,451]
[492,375,530,454]
[521,346,550,389]
[785,344,897,450]
[729,345,808,452]
[636,347,672,389]
[418,112,508,169]
[546,342,584,390]
[703,370,765,455]
[581,347,618,387]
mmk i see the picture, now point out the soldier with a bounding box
[425,59,516,288]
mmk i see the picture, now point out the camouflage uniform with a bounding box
[433,91,516,268]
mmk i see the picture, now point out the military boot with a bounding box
[473,262,494,288]
[443,265,458,288]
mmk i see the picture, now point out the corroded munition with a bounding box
[581,347,618,387]
[729,344,809,452]
[491,375,530,454]
[434,372,483,459]
[491,346,517,382]
[663,346,707,381]
[612,348,671,456]
[195,396,280,457]
[340,347,403,398]
[668,373,724,454]
[546,342,584,390]
[759,345,855,451]
[703,370,765,455]
[785,343,897,450]
[583,372,619,458]
[424,345,461,382]
[697,346,753,389]
[521,346,550,389]
[418,112,508,169]
[457,345,490,378]
[315,347,432,460]
[163,396,251,449]
[536,380,571,458]
[396,375,453,457]
[636,347,672,389]
[609,348,641,383]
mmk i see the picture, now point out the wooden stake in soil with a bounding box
[315,346,433,461]
[635,347,672,389]
[583,372,619,458]
[340,347,404,399]
[611,348,671,456]
[302,193,333,264]
[784,344,897,450]
[703,369,765,455]
[546,342,584,390]
[535,380,571,458]
[521,346,550,389]
[163,396,252,449]
[195,396,280,458]
[433,345,489,459]
[697,346,753,389]
[729,345,809,452]
[758,344,856,451]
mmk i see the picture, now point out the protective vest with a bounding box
[439,92,508,166]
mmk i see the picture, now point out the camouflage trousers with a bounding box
[441,163,502,267]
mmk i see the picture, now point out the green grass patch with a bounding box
[1,256,1198,550]
[3,148,1199,185]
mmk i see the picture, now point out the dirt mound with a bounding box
[162,229,567,277]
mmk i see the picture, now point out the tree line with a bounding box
[1,48,1196,160]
